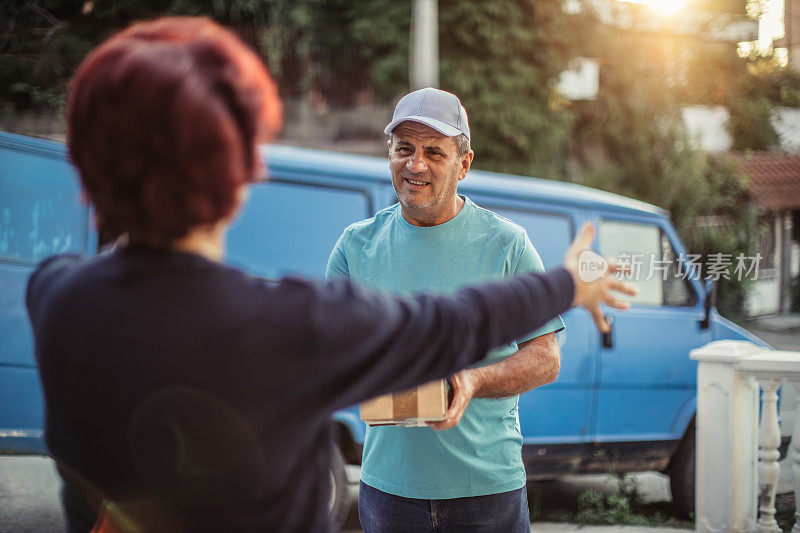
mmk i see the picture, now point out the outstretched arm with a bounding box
[300,223,634,416]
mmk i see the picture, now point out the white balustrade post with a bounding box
[791,381,800,533]
[691,340,763,533]
[755,378,782,533]
[736,351,800,533]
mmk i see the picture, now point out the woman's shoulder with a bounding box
[26,253,87,317]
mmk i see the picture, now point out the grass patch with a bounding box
[776,492,797,532]
[574,486,690,528]
[529,475,693,529]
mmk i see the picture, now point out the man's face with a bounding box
[389,122,469,214]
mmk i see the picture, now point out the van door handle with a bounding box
[601,315,614,349]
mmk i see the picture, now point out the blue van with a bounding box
[0,130,768,520]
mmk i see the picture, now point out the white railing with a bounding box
[693,340,800,533]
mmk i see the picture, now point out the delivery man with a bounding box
[327,88,565,531]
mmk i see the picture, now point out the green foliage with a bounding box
[682,46,790,149]
[751,56,800,108]
[438,0,581,178]
[0,2,85,110]
[693,184,770,323]
[7,83,65,110]
[728,95,779,150]
[0,0,195,110]
[726,54,786,150]
[576,488,639,526]
[0,0,411,108]
[1,0,795,319]
[560,16,779,319]
[684,209,766,322]
[218,0,412,104]
[305,0,411,103]
[573,479,691,528]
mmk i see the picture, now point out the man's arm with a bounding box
[427,332,559,430]
[472,333,560,397]
[325,232,350,280]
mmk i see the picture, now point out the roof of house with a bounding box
[731,151,800,211]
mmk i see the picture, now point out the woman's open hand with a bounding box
[563,223,638,333]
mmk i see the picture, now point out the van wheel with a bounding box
[329,445,351,530]
[669,423,695,518]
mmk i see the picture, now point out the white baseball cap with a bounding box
[384,87,470,141]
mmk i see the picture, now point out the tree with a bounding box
[1,0,795,319]
[436,0,591,178]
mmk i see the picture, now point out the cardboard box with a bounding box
[360,379,448,427]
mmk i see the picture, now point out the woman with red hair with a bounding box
[26,16,632,532]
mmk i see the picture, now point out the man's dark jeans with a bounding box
[358,481,530,532]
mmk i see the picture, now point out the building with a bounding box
[731,151,800,315]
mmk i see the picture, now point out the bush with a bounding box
[573,478,692,528]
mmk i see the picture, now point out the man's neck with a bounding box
[401,195,465,227]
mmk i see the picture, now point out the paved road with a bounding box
[748,328,800,351]
[2,455,679,532]
[0,456,64,533]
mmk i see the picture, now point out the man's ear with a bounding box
[458,150,474,181]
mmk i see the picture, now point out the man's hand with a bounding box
[427,369,478,431]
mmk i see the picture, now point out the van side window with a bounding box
[0,162,87,264]
[489,208,572,269]
[226,180,371,279]
[598,220,695,307]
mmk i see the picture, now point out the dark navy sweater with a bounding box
[26,245,574,532]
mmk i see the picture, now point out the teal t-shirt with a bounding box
[325,196,564,499]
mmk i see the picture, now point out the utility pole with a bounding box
[410,0,439,89]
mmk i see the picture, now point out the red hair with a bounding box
[67,17,282,241]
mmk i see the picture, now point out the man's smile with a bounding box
[404,177,429,187]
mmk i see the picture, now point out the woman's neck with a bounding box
[171,228,226,262]
[129,222,227,262]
